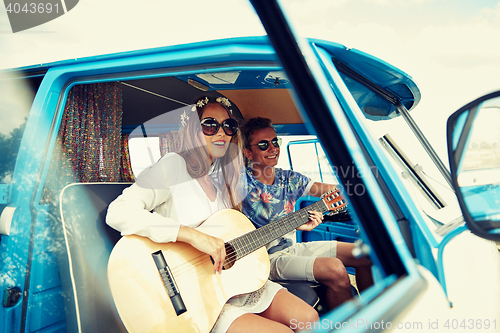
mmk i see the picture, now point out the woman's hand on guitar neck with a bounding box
[177,226,226,274]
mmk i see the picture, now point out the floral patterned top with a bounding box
[242,167,313,229]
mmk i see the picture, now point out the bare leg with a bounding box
[335,242,374,292]
[227,289,318,333]
[313,257,352,309]
[226,314,293,333]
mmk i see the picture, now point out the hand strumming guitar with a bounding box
[177,225,226,274]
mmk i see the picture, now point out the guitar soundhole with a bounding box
[224,243,236,270]
[209,243,235,270]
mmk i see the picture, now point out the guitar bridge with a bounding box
[152,251,187,316]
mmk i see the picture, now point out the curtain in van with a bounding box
[41,82,134,204]
[159,131,181,156]
[120,134,135,181]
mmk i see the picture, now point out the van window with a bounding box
[0,74,34,184]
[128,137,161,177]
[287,138,339,184]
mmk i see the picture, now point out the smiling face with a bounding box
[244,127,280,171]
[199,103,233,162]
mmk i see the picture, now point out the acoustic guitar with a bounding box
[107,189,346,333]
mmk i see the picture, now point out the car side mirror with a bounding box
[447,90,500,241]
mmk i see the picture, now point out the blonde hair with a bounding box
[178,96,244,211]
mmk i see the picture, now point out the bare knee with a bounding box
[227,313,294,333]
[274,325,294,333]
[315,258,350,289]
[303,307,319,324]
[294,306,319,324]
[289,309,319,332]
[355,257,372,269]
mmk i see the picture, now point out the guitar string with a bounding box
[170,202,340,276]
[169,216,291,276]
[223,208,310,262]
[220,196,342,265]
[219,191,335,265]
[217,190,338,265]
[169,208,337,278]
[169,208,311,276]
[167,193,340,275]
[170,254,211,276]
[169,208,312,277]
[169,202,328,275]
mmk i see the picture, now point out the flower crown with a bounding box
[180,96,233,126]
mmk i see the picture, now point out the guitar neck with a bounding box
[228,200,328,260]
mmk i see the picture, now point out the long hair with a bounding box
[177,96,244,211]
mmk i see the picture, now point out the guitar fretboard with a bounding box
[228,200,328,260]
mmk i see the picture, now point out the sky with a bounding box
[282,0,500,161]
[1,0,500,176]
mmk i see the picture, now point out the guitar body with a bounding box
[108,209,270,333]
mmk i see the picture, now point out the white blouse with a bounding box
[106,152,283,333]
[106,152,224,243]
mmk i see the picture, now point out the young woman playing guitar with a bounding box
[106,96,318,333]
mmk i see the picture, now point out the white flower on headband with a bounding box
[180,110,189,127]
[191,96,233,116]
[216,97,232,108]
[196,97,209,108]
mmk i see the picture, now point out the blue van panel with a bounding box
[29,289,65,332]
[31,251,62,293]
[32,206,62,294]
[28,207,66,332]
[299,223,358,243]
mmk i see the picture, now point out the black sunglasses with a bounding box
[249,137,282,151]
[200,117,239,136]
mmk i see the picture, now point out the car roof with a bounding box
[3,36,420,132]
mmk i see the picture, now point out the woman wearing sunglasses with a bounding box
[107,96,318,333]
[240,117,373,311]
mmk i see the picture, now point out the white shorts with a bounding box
[268,240,338,283]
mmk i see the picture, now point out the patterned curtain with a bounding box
[159,131,181,156]
[120,134,135,182]
[40,82,133,204]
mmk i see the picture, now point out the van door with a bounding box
[0,70,50,333]
[250,0,451,329]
